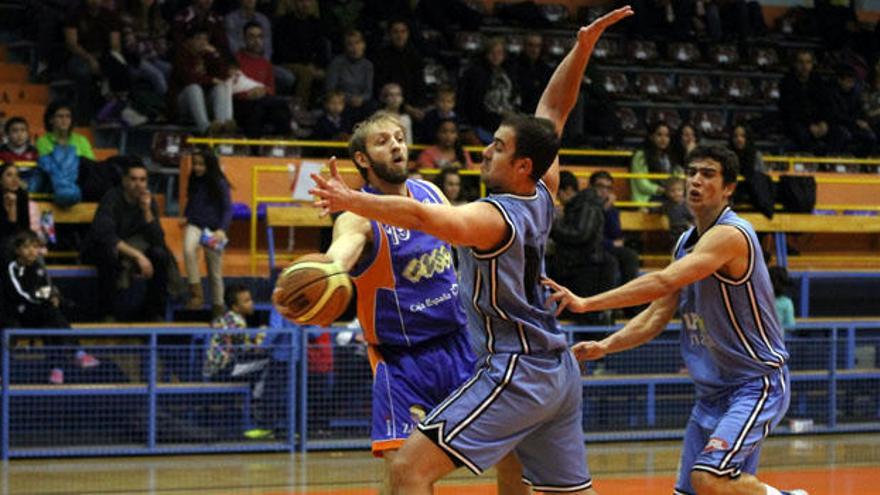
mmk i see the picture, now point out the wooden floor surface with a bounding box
[6,433,879,495]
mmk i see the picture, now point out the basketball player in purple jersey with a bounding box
[304,111,526,495]
[310,7,634,494]
[544,146,808,495]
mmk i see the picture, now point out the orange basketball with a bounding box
[272,253,353,326]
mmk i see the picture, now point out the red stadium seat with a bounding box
[678,75,713,100]
[636,73,672,98]
[668,42,701,65]
[628,40,659,62]
[720,77,755,101]
[646,108,682,131]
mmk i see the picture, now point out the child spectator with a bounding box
[325,29,374,122]
[1,230,99,384]
[629,121,676,203]
[0,117,39,164]
[434,168,466,206]
[769,266,796,332]
[35,101,95,160]
[378,83,413,145]
[661,176,693,242]
[417,84,458,143]
[182,149,232,317]
[312,90,351,141]
[417,119,473,170]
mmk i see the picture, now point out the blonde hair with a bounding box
[348,111,406,179]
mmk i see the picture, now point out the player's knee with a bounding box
[690,470,725,495]
[389,454,417,488]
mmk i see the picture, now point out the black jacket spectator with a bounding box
[779,51,846,154]
[457,38,519,137]
[371,20,426,106]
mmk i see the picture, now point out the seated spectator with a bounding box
[372,18,426,111]
[120,0,172,96]
[769,266,796,333]
[590,171,639,293]
[629,121,676,204]
[311,91,352,141]
[273,0,331,108]
[730,124,774,217]
[417,85,459,144]
[779,50,846,155]
[170,24,235,135]
[659,176,693,242]
[0,163,32,254]
[457,37,519,143]
[514,33,552,114]
[434,168,467,206]
[829,64,876,156]
[182,149,232,317]
[80,160,171,321]
[36,101,95,160]
[416,119,473,170]
[225,0,294,94]
[173,0,233,62]
[1,230,99,384]
[671,122,699,170]
[0,117,38,164]
[862,60,880,136]
[232,22,293,137]
[378,83,413,145]
[325,30,374,122]
[549,171,614,324]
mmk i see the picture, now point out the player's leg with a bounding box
[496,452,530,495]
[389,429,457,494]
[382,449,398,495]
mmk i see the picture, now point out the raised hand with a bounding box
[542,276,587,316]
[577,5,634,49]
[310,156,356,216]
[572,341,608,362]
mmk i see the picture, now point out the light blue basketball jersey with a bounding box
[674,206,789,399]
[456,180,568,356]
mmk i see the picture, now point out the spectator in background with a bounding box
[671,122,699,170]
[311,90,352,141]
[514,33,552,114]
[0,163,32,254]
[173,0,233,63]
[182,149,232,317]
[170,24,235,135]
[417,84,458,144]
[862,60,880,137]
[81,160,171,321]
[0,117,39,164]
[549,171,613,324]
[629,121,675,203]
[457,37,519,143]
[36,101,95,160]
[730,124,774,217]
[829,64,877,156]
[273,0,331,108]
[590,171,639,292]
[378,83,413,145]
[120,0,172,96]
[416,119,473,170]
[434,168,467,206]
[770,265,796,333]
[1,230,100,384]
[372,18,426,112]
[325,30,374,122]
[779,50,846,155]
[232,22,293,137]
[224,0,294,94]
[660,176,693,242]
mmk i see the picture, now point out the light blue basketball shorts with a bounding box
[419,350,591,492]
[674,367,791,495]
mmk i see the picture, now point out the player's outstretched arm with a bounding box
[572,291,678,361]
[311,158,508,251]
[325,212,371,272]
[546,224,746,313]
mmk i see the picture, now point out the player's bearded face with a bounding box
[366,150,408,184]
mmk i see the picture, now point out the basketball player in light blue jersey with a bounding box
[310,7,634,494]
[544,146,808,495]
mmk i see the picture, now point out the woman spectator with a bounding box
[35,101,95,160]
[629,121,676,203]
[120,0,171,95]
[730,124,773,217]
[671,122,699,169]
[417,119,473,170]
[434,168,467,206]
[182,149,232,317]
[0,163,31,255]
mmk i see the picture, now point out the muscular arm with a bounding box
[325,212,372,272]
[602,292,678,354]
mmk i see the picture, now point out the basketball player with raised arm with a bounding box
[309,7,634,494]
[290,111,527,495]
[543,146,808,495]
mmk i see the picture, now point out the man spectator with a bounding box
[273,0,331,108]
[0,117,38,164]
[457,37,519,143]
[590,171,639,292]
[232,22,292,137]
[173,0,233,63]
[549,171,614,324]
[80,160,171,321]
[779,50,846,155]
[372,19,426,110]
[829,64,877,155]
[325,30,374,122]
[224,0,294,94]
[514,33,553,114]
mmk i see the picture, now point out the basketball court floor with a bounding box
[8,433,879,494]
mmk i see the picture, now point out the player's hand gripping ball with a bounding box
[272,254,352,326]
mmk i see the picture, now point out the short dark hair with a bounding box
[43,100,74,132]
[224,283,250,310]
[4,116,27,135]
[768,266,791,297]
[243,20,262,36]
[185,22,210,40]
[500,113,559,182]
[123,156,148,176]
[558,170,578,192]
[589,170,613,186]
[13,230,40,250]
[686,145,739,185]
